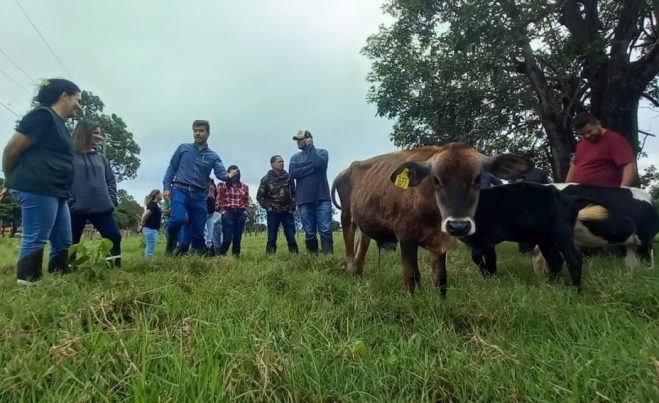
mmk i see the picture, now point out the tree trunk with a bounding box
[540,114,576,182]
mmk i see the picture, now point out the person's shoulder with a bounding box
[16,107,51,130]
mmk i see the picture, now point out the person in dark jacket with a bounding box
[289,130,332,254]
[2,78,81,284]
[257,155,299,254]
[69,120,122,266]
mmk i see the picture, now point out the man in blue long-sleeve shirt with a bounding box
[163,120,235,255]
[289,130,333,254]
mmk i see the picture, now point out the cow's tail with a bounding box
[577,203,609,221]
[331,171,344,210]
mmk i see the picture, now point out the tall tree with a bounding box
[70,91,141,182]
[363,0,659,180]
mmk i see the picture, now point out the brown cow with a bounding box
[331,143,530,297]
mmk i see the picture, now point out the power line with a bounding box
[0,100,20,117]
[0,67,31,95]
[0,46,35,83]
[13,0,73,79]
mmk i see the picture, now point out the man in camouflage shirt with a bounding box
[256,155,299,254]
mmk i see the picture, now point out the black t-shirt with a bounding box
[7,107,74,198]
[144,202,162,230]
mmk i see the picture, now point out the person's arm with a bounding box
[288,153,315,179]
[289,177,297,212]
[103,155,118,207]
[2,133,34,176]
[242,184,250,215]
[256,177,269,210]
[620,161,637,187]
[212,155,229,182]
[565,163,574,183]
[217,183,228,213]
[307,145,329,170]
[139,208,153,232]
[163,145,183,195]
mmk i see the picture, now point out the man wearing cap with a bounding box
[289,130,333,254]
[163,120,235,255]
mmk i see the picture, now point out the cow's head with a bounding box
[390,144,530,236]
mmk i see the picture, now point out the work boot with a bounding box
[48,249,72,275]
[17,249,44,284]
[305,238,318,254]
[321,237,334,254]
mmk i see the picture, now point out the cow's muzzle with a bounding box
[443,218,474,236]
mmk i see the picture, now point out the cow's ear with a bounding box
[390,162,431,188]
[483,154,532,180]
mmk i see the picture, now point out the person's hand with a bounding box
[163,208,171,217]
[137,225,143,233]
[163,190,170,201]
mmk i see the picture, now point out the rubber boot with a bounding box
[48,249,72,275]
[321,237,334,254]
[17,249,44,284]
[288,242,299,254]
[165,229,178,256]
[305,238,318,254]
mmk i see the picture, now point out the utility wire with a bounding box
[13,0,73,79]
[0,46,35,83]
[0,68,31,95]
[0,100,20,117]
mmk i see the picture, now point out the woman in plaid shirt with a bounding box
[216,165,250,256]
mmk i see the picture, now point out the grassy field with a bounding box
[1,233,658,402]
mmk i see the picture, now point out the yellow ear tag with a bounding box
[394,168,410,189]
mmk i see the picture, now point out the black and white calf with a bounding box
[460,182,583,288]
[552,183,659,266]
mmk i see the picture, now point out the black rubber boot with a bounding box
[288,242,299,254]
[165,229,178,256]
[17,249,44,283]
[305,238,318,254]
[321,237,334,254]
[48,249,72,275]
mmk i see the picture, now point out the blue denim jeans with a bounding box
[212,212,222,250]
[266,211,298,253]
[298,201,332,241]
[143,227,158,259]
[11,190,72,260]
[219,210,247,256]
[167,187,207,251]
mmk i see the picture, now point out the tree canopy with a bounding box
[70,91,141,182]
[363,0,659,179]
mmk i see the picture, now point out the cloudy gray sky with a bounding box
[1,0,658,203]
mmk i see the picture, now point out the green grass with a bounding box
[1,233,658,401]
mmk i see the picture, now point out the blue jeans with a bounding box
[11,190,72,260]
[167,187,207,251]
[298,201,332,241]
[219,210,247,256]
[266,211,298,253]
[143,227,158,258]
[212,212,222,250]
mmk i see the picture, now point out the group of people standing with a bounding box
[140,121,334,260]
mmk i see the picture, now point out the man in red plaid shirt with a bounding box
[216,165,250,256]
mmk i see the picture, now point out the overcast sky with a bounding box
[1,0,658,203]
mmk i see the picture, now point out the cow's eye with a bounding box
[473,174,482,186]
[432,176,442,187]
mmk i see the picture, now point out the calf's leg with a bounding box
[430,251,447,298]
[399,242,420,293]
